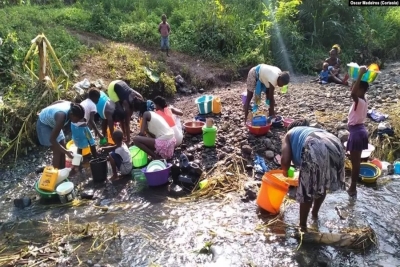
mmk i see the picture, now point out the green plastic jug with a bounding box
[202,126,217,147]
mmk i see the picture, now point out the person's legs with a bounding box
[328,75,344,84]
[160,37,165,52]
[109,151,123,179]
[133,136,158,159]
[299,202,312,231]
[101,119,108,138]
[311,193,326,218]
[165,37,170,56]
[348,150,362,196]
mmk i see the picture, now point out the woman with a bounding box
[280,119,345,230]
[153,96,183,147]
[324,45,349,85]
[107,80,143,140]
[36,101,85,169]
[133,99,176,159]
[88,88,125,144]
[244,64,290,123]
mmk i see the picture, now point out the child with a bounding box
[158,14,171,56]
[319,62,330,84]
[70,100,98,171]
[133,99,176,160]
[99,129,132,180]
[346,66,369,196]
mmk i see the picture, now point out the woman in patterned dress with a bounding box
[280,119,345,230]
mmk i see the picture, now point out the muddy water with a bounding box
[1,168,400,267]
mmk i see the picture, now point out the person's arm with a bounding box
[281,134,292,177]
[100,145,117,153]
[167,23,171,34]
[244,90,253,123]
[158,23,161,34]
[171,107,183,116]
[51,112,70,155]
[139,111,151,136]
[268,82,275,116]
[350,66,367,104]
[122,100,131,144]
[89,111,102,138]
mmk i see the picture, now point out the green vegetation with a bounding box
[1,0,400,160]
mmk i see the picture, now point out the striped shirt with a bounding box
[39,102,71,128]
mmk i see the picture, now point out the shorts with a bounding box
[110,151,132,175]
[36,120,65,147]
[246,67,257,93]
[161,36,169,49]
[155,137,176,159]
[71,124,95,149]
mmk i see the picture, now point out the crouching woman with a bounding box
[133,100,176,159]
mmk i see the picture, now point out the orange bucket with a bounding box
[256,171,289,214]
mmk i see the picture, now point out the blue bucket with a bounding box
[195,95,213,115]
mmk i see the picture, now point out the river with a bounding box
[0,154,399,267]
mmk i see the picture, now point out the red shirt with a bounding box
[156,107,175,127]
[159,22,170,37]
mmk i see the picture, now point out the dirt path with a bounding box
[68,29,237,88]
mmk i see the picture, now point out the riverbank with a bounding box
[1,60,400,266]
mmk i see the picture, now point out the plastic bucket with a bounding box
[90,158,108,183]
[256,173,289,214]
[394,162,400,175]
[72,153,83,166]
[212,96,222,114]
[202,126,217,147]
[66,140,90,156]
[142,163,172,186]
[129,146,148,168]
[56,181,76,204]
[241,91,247,105]
[195,95,213,114]
[347,64,380,83]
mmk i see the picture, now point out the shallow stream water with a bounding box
[1,160,400,267]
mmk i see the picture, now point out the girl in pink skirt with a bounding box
[346,66,369,196]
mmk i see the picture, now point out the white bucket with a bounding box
[72,153,83,166]
[56,181,76,204]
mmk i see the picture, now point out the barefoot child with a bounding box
[347,66,369,196]
[158,14,171,56]
[99,130,132,180]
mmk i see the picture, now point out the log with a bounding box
[295,226,377,250]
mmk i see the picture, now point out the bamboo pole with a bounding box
[37,35,47,81]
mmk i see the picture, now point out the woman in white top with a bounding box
[133,100,176,159]
[244,64,290,123]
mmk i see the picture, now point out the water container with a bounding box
[56,182,76,204]
[241,91,247,105]
[129,146,148,168]
[38,166,59,192]
[202,126,217,147]
[195,95,213,115]
[257,172,289,214]
[212,96,222,114]
[57,168,72,184]
[394,161,400,175]
[107,123,121,145]
[66,140,90,156]
[90,158,108,183]
[252,115,267,126]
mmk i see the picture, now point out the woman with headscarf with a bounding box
[36,101,86,169]
[280,119,345,230]
[324,44,349,85]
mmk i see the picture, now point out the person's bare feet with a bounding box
[347,188,357,197]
